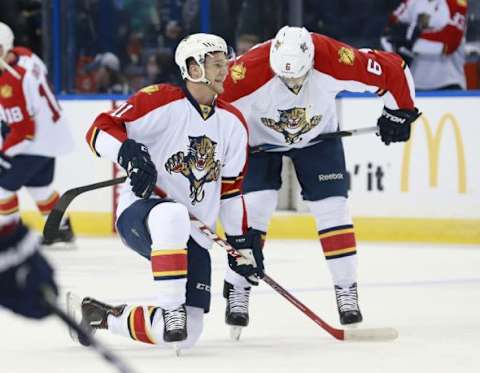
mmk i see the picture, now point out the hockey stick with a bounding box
[261,275,398,341]
[42,177,127,242]
[47,178,398,341]
[250,125,378,153]
[42,290,136,373]
[152,187,398,341]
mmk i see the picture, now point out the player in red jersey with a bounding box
[381,0,467,90]
[220,26,420,335]
[0,22,75,249]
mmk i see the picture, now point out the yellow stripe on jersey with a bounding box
[88,127,100,156]
[152,270,188,277]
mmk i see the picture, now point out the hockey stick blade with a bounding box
[250,126,379,153]
[43,176,127,241]
[344,327,399,341]
[262,274,398,342]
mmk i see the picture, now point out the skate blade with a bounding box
[173,343,181,357]
[66,291,82,342]
[229,326,243,341]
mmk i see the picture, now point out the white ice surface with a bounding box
[2,237,480,373]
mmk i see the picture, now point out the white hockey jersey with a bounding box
[384,0,467,90]
[0,47,74,156]
[86,84,249,249]
[221,33,416,151]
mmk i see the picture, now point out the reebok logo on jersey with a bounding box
[318,173,344,182]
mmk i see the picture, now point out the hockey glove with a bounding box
[0,152,12,175]
[226,228,264,286]
[377,107,421,145]
[0,223,58,319]
[382,22,422,65]
[118,139,157,199]
[1,120,11,139]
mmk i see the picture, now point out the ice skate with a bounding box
[162,304,187,343]
[224,281,251,340]
[66,292,126,346]
[42,217,76,250]
[334,282,363,325]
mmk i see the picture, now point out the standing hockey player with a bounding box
[220,26,419,333]
[0,22,75,248]
[381,0,467,90]
[79,33,264,351]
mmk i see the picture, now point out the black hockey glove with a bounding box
[1,120,11,139]
[382,22,421,65]
[0,152,12,175]
[377,107,421,145]
[118,139,157,199]
[226,228,264,286]
[0,223,58,319]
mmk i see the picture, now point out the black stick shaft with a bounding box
[250,125,378,153]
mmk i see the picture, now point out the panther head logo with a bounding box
[261,107,322,145]
[165,135,221,205]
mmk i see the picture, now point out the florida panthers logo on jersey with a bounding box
[165,135,221,205]
[261,107,322,145]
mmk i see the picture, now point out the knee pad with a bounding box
[307,196,352,231]
[147,202,190,246]
[244,190,278,231]
[26,185,55,202]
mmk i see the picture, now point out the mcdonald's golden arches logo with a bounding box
[401,113,466,193]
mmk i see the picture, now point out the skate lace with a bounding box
[229,287,251,313]
[335,285,359,312]
[163,306,186,331]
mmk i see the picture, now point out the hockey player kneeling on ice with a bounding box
[0,222,58,319]
[76,33,264,350]
[221,26,420,328]
[0,23,75,249]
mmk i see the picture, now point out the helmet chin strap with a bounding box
[186,62,212,85]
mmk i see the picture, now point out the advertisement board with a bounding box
[19,95,480,243]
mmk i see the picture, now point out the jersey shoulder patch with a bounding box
[222,42,274,102]
[129,83,185,116]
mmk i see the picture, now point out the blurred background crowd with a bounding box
[1,0,479,94]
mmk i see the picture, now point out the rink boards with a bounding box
[19,92,480,243]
